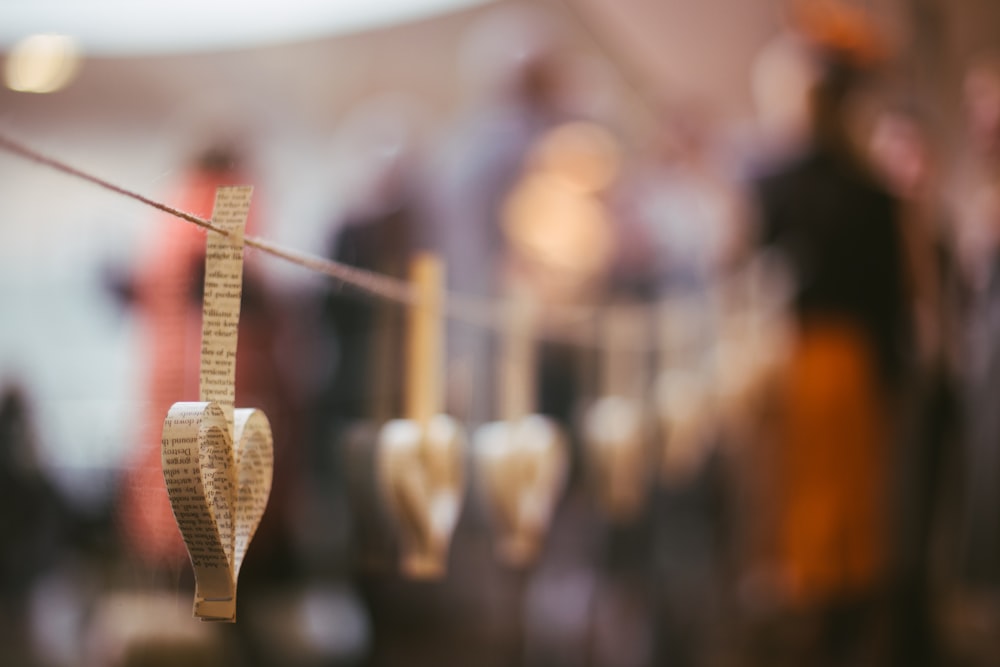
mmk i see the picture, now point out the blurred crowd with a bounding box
[6,2,1000,666]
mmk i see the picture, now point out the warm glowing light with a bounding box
[504,171,614,276]
[500,121,621,303]
[5,33,80,93]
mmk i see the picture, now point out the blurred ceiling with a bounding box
[0,0,493,55]
[1,0,999,137]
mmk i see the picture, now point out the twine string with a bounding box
[0,131,776,352]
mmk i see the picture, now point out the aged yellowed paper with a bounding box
[161,186,273,622]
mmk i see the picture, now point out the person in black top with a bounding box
[745,8,912,665]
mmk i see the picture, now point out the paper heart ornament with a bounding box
[162,402,273,621]
[160,185,272,622]
[377,414,465,579]
[583,395,650,521]
[474,414,567,567]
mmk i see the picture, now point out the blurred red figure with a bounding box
[118,147,290,570]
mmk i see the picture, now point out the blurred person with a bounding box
[117,146,239,570]
[869,103,963,666]
[0,382,120,667]
[427,4,577,425]
[315,95,431,577]
[108,144,313,667]
[870,105,957,373]
[951,58,1000,629]
[744,4,911,664]
[0,384,92,666]
[116,144,301,592]
[317,95,431,444]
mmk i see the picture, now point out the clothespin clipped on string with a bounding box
[582,302,653,521]
[474,292,567,567]
[377,253,466,579]
[161,186,273,622]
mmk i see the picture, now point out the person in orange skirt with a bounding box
[748,4,911,663]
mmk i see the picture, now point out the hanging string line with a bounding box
[0,131,779,352]
[0,132,609,337]
[0,132,427,307]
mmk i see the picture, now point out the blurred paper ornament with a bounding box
[474,295,566,566]
[376,254,466,578]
